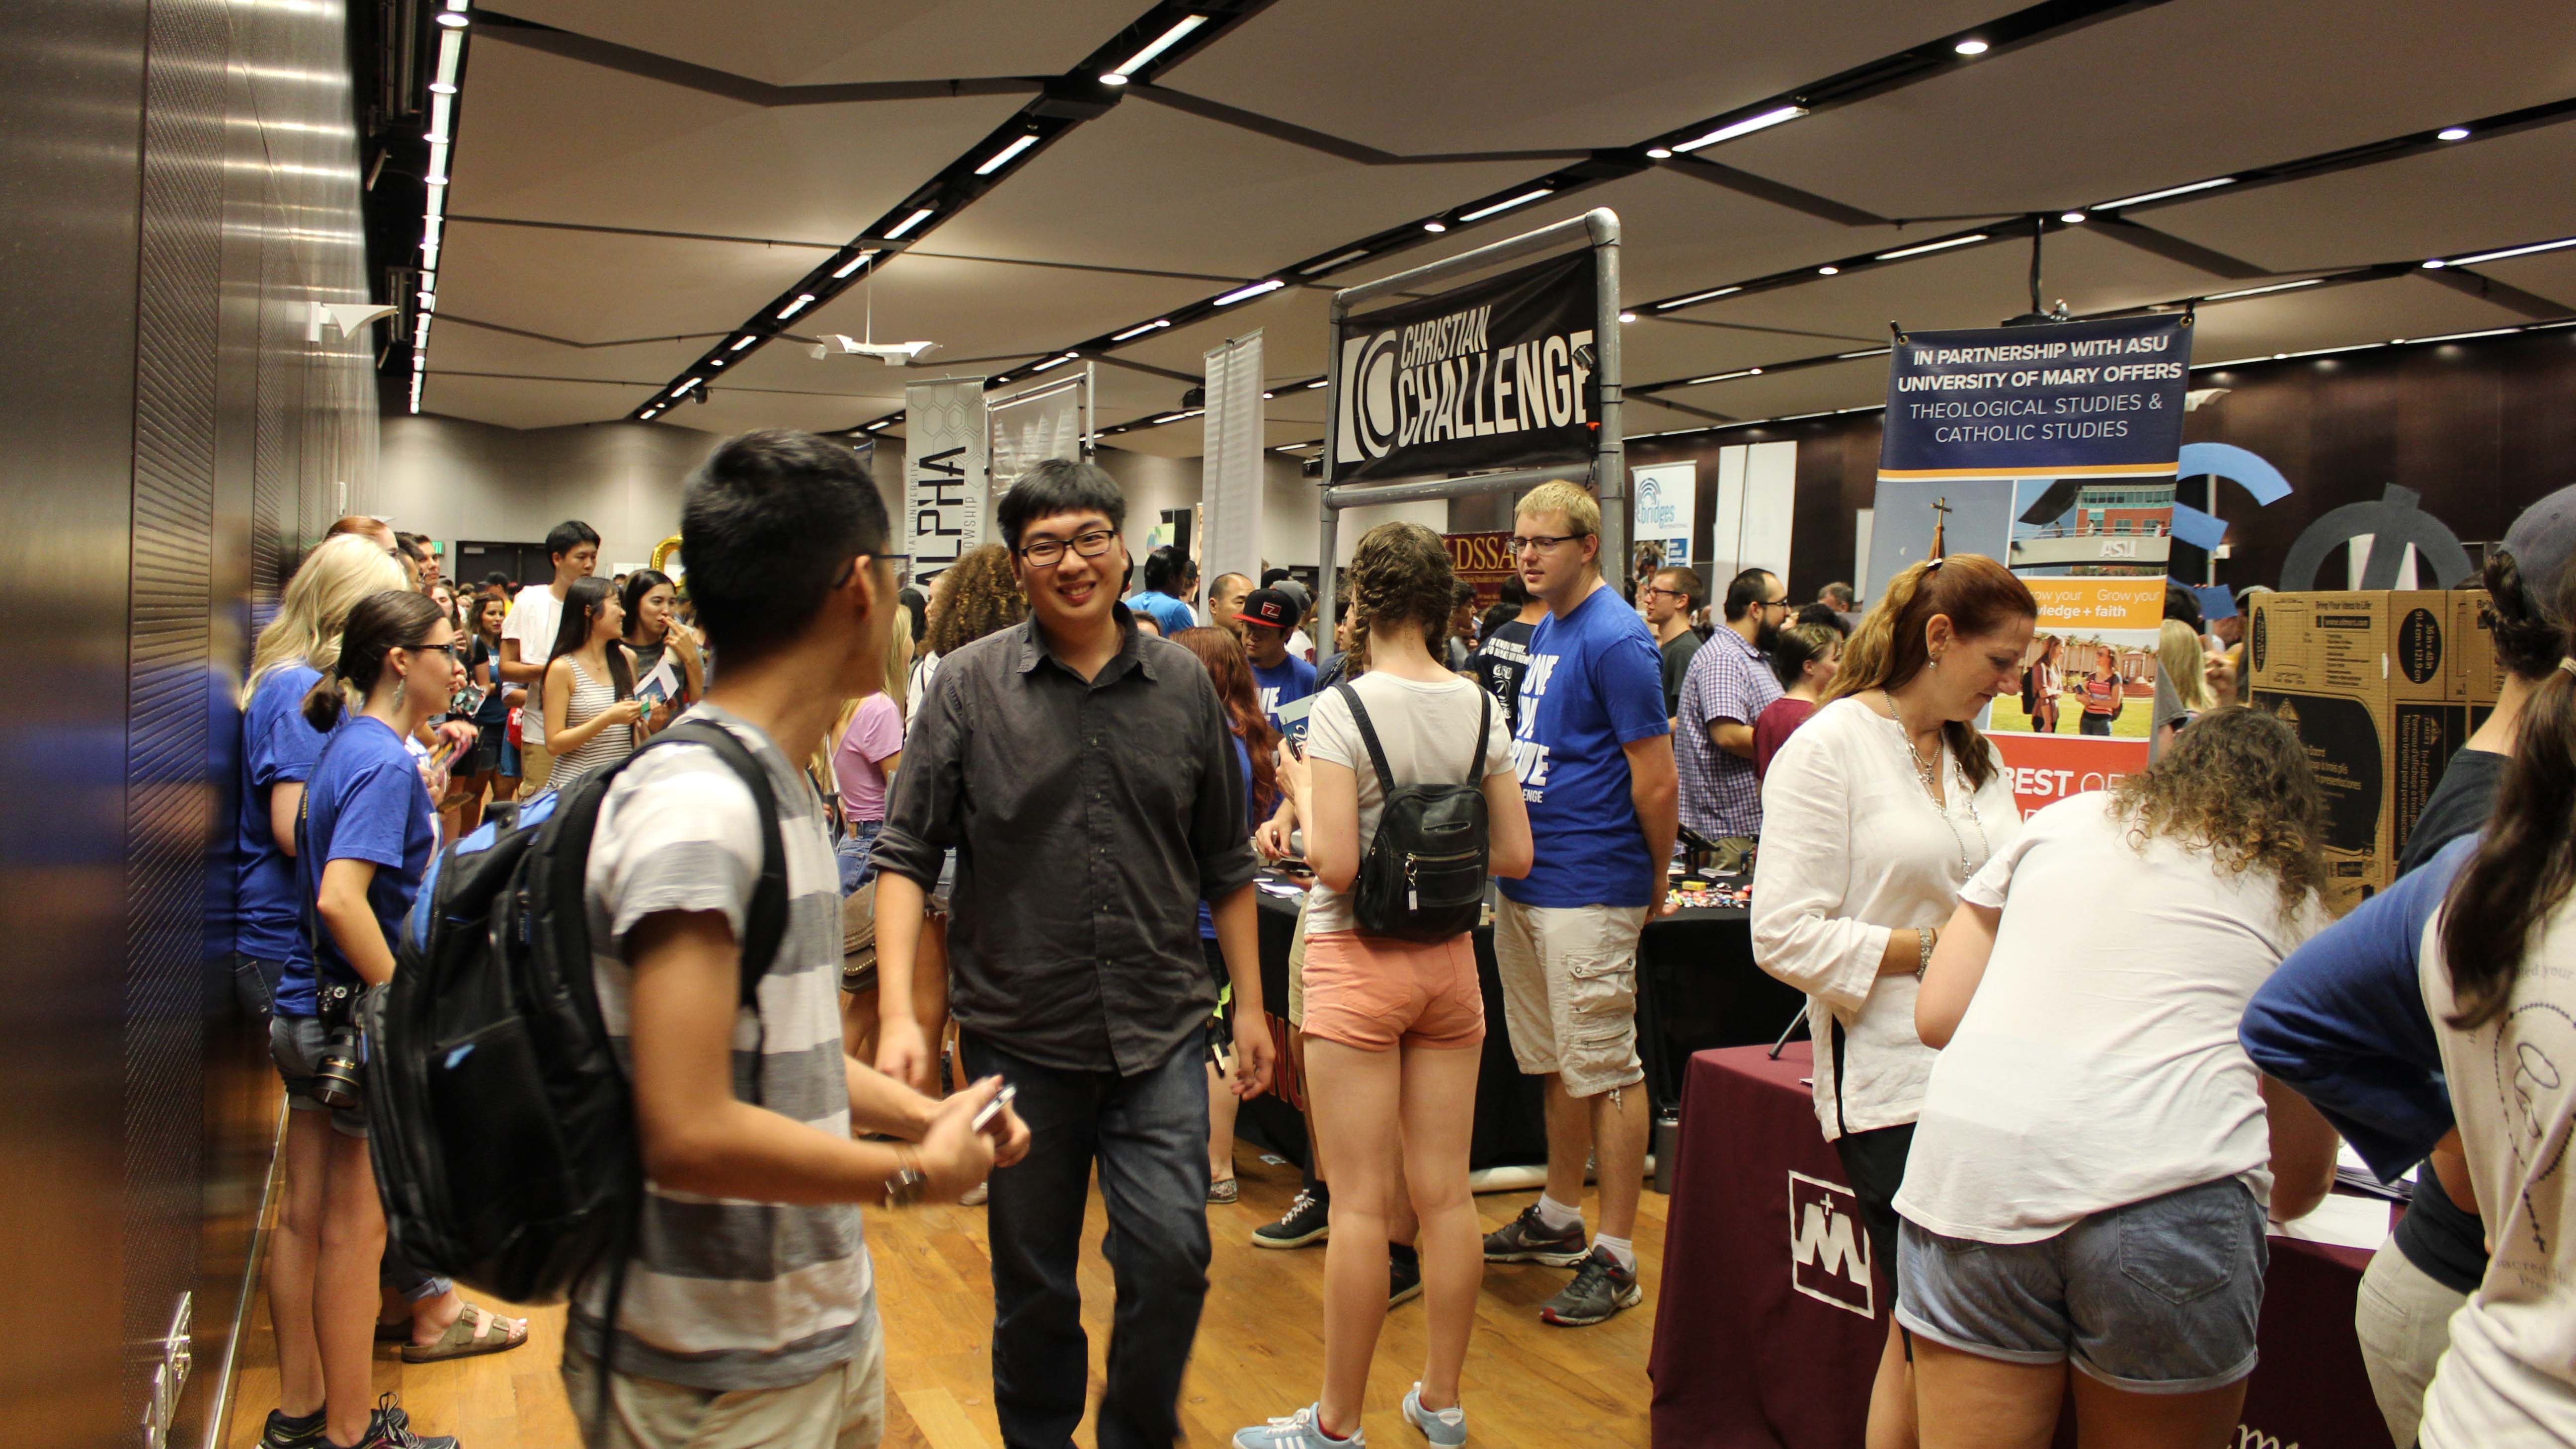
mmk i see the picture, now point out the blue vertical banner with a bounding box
[1878,315,2192,482]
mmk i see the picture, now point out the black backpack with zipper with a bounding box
[361,718,787,1333]
[1336,680,1493,942]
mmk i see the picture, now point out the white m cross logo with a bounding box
[1787,1170,1873,1317]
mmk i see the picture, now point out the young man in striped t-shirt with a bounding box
[565,430,1028,1449]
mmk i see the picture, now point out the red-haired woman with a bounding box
[1751,554,2036,1449]
[1173,626,1280,1204]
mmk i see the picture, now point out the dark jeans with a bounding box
[961,1028,1211,1449]
[2080,712,2113,737]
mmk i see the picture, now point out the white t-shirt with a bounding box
[1302,673,1515,935]
[2418,899,2576,1449]
[1893,794,2323,1243]
[1751,697,2022,1138]
[1291,628,1315,662]
[906,651,939,733]
[501,584,565,745]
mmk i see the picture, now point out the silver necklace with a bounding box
[1885,698,1988,879]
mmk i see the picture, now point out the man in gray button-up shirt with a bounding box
[871,459,1270,1449]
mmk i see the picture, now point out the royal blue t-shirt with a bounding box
[294,715,435,1007]
[235,665,331,989]
[1502,585,1671,908]
[1123,590,1197,638]
[1252,655,1317,734]
[1200,732,1256,941]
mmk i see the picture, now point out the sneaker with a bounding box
[260,1409,326,1449]
[323,1395,457,1449]
[1234,1405,1364,1448]
[1253,1187,1331,1249]
[960,1181,989,1207]
[1388,1248,1422,1308]
[1401,1385,1466,1447]
[1482,1204,1587,1267]
[1539,1246,1642,1327]
[1208,1176,1240,1206]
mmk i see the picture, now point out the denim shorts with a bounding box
[836,817,884,897]
[270,1012,368,1139]
[1896,1176,2267,1393]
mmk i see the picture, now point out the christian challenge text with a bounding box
[1386,329,1595,451]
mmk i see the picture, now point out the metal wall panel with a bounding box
[0,0,379,1443]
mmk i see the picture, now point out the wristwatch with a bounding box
[882,1148,926,1209]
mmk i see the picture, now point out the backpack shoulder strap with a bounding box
[1469,685,1490,783]
[650,720,789,1005]
[1332,681,1397,798]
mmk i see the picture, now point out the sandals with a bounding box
[399,1301,530,1364]
[1208,1176,1240,1206]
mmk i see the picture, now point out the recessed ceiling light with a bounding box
[1619,312,1637,322]
[1953,38,1989,54]
[729,336,756,351]
[1110,319,1171,341]
[2093,176,2236,210]
[429,81,457,94]
[1457,189,1551,223]
[1645,147,1673,159]
[830,249,879,280]
[1214,278,1284,306]
[1817,265,1840,276]
[1654,285,1743,311]
[1423,221,1447,233]
[2437,126,2471,142]
[434,10,468,26]
[974,134,1040,175]
[2060,211,2088,224]
[1101,73,1128,85]
[1105,14,1208,82]
[777,294,815,319]
[1673,104,1808,154]
[2203,277,2327,301]
[1305,379,1327,389]
[2443,235,2576,267]
[883,207,935,240]
[1875,233,1988,261]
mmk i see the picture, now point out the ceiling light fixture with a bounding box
[729,336,756,351]
[1619,311,1637,322]
[429,80,456,94]
[423,130,447,144]
[424,173,448,186]
[1422,221,1447,233]
[2407,327,2520,344]
[1654,285,1742,311]
[1101,13,1208,85]
[1111,319,1172,341]
[1838,347,1892,359]
[830,249,879,279]
[1031,352,1079,372]
[2437,126,2471,141]
[434,9,467,26]
[1645,147,1673,159]
[2061,211,2088,224]
[1817,265,1840,275]
[1305,378,1327,389]
[2435,235,2576,268]
[673,377,702,396]
[883,207,935,240]
[2093,175,2235,209]
[777,293,815,319]
[865,419,891,431]
[2203,277,2326,300]
[1214,278,1284,306]
[1456,189,1551,223]
[974,134,1041,175]
[1953,38,1990,54]
[1673,104,1807,154]
[1875,233,1988,260]
[1682,367,1765,385]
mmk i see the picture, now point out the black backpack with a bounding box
[362,719,787,1320]
[1338,681,1493,942]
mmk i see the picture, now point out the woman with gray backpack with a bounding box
[1237,521,1532,1449]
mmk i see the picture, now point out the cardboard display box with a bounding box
[2247,590,2467,911]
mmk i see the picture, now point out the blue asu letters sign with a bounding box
[1879,315,2191,482]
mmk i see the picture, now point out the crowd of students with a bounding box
[229,443,2576,1449]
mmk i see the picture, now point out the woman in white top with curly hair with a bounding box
[1752,553,2035,1449]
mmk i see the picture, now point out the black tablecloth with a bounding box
[1649,1044,2393,1449]
[1242,884,1804,1170]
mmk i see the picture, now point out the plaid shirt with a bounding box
[1677,627,1781,838]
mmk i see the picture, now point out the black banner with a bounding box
[1330,248,1598,484]
[1877,314,2190,481]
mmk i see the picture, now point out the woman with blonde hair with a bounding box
[831,603,914,1064]
[2152,617,2215,755]
[1752,554,2035,1449]
[1900,707,2339,1449]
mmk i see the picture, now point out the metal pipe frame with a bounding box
[1316,207,1622,631]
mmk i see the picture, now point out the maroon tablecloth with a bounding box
[1648,1044,2393,1449]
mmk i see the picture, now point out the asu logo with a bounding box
[1787,1170,1873,1317]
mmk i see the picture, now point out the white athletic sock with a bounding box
[1535,1194,1584,1233]
[1596,1234,1637,1273]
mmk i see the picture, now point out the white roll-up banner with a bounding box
[988,371,1087,494]
[1202,331,1265,606]
[903,378,989,581]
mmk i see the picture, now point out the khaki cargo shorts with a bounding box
[1492,896,1648,1099]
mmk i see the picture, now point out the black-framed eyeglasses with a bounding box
[400,641,464,664]
[1641,584,1689,602]
[1509,531,1591,554]
[1017,528,1119,567]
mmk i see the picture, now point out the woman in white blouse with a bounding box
[1751,553,2035,1449]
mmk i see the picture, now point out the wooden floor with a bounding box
[224,1155,1665,1448]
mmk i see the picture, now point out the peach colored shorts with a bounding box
[1298,929,1486,1052]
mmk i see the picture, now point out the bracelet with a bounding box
[882,1145,927,1209]
[1915,927,1936,979]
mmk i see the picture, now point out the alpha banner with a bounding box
[904,378,989,581]
[1332,248,1597,484]
[1879,314,2191,482]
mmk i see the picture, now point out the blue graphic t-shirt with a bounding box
[295,715,435,1005]
[235,665,331,988]
[1502,585,1671,908]
[1201,732,1256,941]
[1252,655,1318,734]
